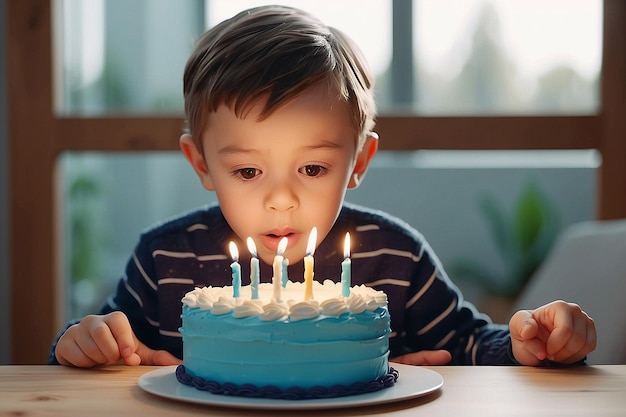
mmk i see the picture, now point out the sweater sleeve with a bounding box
[98,235,162,350]
[47,320,80,365]
[400,237,519,365]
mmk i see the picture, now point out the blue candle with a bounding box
[281,258,289,288]
[246,237,260,299]
[341,232,351,297]
[229,241,241,298]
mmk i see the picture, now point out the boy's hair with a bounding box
[183,5,376,154]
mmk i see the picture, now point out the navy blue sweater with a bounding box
[49,203,516,365]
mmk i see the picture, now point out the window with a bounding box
[58,0,601,115]
[412,0,602,114]
[58,0,203,114]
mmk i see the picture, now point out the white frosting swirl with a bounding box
[181,292,199,308]
[289,301,320,321]
[233,300,265,318]
[196,291,217,310]
[346,294,367,314]
[352,284,387,310]
[320,298,348,317]
[210,295,236,315]
[259,301,289,321]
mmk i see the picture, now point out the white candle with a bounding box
[229,241,241,298]
[247,237,260,300]
[272,237,288,302]
[303,227,317,301]
[341,232,351,297]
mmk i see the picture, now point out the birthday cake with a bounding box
[177,280,396,399]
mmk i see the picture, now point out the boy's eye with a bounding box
[300,165,326,177]
[234,168,260,180]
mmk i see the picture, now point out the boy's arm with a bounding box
[97,236,165,351]
[399,242,519,365]
[402,249,593,365]
[51,310,181,367]
[48,320,80,364]
[49,234,164,364]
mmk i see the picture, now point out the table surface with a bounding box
[1,364,624,416]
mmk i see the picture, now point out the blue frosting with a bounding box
[180,305,391,390]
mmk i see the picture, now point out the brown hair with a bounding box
[183,5,376,154]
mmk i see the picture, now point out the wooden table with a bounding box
[1,365,624,416]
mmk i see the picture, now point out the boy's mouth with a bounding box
[260,229,299,253]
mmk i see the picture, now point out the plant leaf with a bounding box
[515,183,545,254]
[478,194,514,262]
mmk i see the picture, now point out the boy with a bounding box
[50,5,596,368]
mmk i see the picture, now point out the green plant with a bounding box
[65,161,112,320]
[449,182,561,298]
[69,174,102,284]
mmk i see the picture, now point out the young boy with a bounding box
[50,5,596,368]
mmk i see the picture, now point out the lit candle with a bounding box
[229,241,241,298]
[247,237,260,300]
[272,237,288,302]
[341,232,351,297]
[304,227,317,301]
[281,258,289,288]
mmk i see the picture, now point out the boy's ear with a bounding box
[180,133,215,191]
[348,132,378,189]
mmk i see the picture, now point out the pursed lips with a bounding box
[259,229,300,253]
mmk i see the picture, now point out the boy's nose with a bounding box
[264,180,299,212]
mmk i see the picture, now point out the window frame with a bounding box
[7,0,626,364]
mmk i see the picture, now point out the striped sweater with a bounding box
[49,203,516,365]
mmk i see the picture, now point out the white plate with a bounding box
[138,364,443,410]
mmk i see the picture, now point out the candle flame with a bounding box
[246,237,257,258]
[229,241,239,261]
[277,236,288,256]
[343,232,350,259]
[306,227,317,256]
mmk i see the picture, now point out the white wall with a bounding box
[347,150,598,302]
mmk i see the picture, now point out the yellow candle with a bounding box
[272,237,288,302]
[303,227,317,301]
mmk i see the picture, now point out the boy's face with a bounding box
[181,85,377,265]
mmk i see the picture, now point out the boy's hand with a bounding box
[509,300,596,366]
[391,350,452,366]
[55,311,182,368]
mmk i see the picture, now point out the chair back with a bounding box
[511,219,626,364]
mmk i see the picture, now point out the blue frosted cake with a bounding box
[177,280,397,399]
